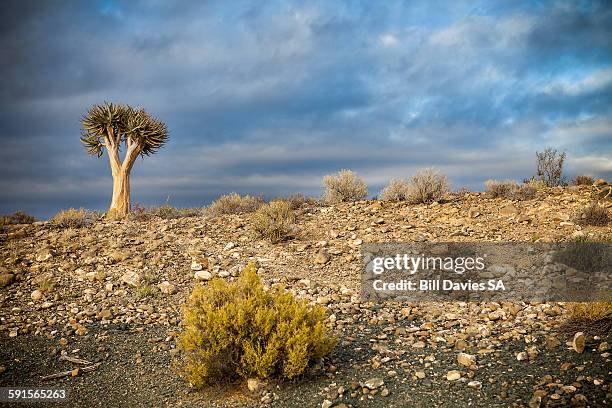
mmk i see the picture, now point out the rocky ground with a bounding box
[1,185,611,407]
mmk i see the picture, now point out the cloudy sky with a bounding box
[1,0,611,218]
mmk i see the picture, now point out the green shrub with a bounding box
[407,168,449,204]
[573,175,594,186]
[178,263,335,387]
[50,208,92,228]
[574,203,610,226]
[0,211,37,225]
[207,193,265,216]
[322,169,368,203]
[252,200,296,243]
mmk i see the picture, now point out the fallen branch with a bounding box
[41,363,101,381]
[58,355,93,365]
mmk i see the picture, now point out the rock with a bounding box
[224,242,236,250]
[0,273,15,287]
[321,400,333,408]
[529,395,542,408]
[190,261,203,271]
[314,249,331,265]
[363,377,384,389]
[121,271,141,288]
[499,205,519,216]
[572,332,585,353]
[468,380,482,390]
[30,290,43,301]
[35,249,53,262]
[516,352,528,361]
[468,207,481,218]
[158,281,176,294]
[194,270,212,281]
[457,353,476,367]
[381,388,390,397]
[545,336,560,350]
[447,370,461,381]
[415,371,426,379]
[594,178,606,186]
[598,342,609,352]
[247,378,261,392]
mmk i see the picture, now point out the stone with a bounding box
[572,332,585,353]
[194,270,212,281]
[381,388,390,397]
[545,336,560,350]
[516,352,528,361]
[30,290,43,301]
[190,261,203,271]
[499,205,519,216]
[364,377,384,389]
[447,370,461,381]
[321,400,333,408]
[314,249,331,265]
[598,342,609,352]
[247,378,261,392]
[121,271,141,288]
[594,178,606,186]
[158,281,176,294]
[0,273,15,287]
[415,371,426,379]
[457,353,476,367]
[468,380,482,390]
[468,207,481,218]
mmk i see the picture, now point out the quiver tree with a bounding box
[81,102,168,218]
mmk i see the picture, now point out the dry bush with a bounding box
[322,169,368,204]
[129,204,201,221]
[573,203,610,226]
[573,175,594,186]
[485,179,537,200]
[0,211,37,226]
[178,263,335,387]
[252,201,296,243]
[50,208,92,228]
[536,147,566,186]
[380,179,411,202]
[207,193,265,216]
[485,179,519,198]
[407,168,449,204]
[566,302,612,332]
[273,193,318,210]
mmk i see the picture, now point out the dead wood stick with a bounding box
[41,363,101,381]
[59,355,93,365]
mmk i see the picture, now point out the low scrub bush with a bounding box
[485,179,537,200]
[380,179,411,202]
[0,211,37,225]
[322,169,368,203]
[130,204,201,221]
[573,203,610,226]
[252,200,296,243]
[50,208,93,228]
[566,302,612,333]
[207,193,264,216]
[274,193,318,210]
[573,175,594,186]
[178,263,335,386]
[406,168,449,204]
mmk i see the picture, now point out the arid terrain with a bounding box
[1,185,611,407]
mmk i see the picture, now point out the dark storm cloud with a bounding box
[0,0,611,218]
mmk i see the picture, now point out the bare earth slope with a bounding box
[1,186,611,407]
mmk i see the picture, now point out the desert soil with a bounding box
[1,185,611,407]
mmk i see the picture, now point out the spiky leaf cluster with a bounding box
[80,102,168,157]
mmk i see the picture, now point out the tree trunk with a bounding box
[109,170,131,218]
